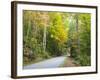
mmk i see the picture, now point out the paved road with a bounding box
[23,56,66,69]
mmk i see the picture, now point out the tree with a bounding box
[78,13,91,66]
[46,13,69,56]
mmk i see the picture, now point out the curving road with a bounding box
[23,56,66,69]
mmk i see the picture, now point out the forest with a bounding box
[23,10,91,67]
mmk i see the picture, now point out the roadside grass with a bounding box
[59,56,80,67]
[23,56,53,66]
[23,57,45,66]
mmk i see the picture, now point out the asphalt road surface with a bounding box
[23,56,66,69]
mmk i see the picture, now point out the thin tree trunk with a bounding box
[76,14,80,53]
[26,19,31,41]
[43,24,46,53]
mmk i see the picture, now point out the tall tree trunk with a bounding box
[75,14,80,54]
[26,20,31,40]
[43,24,46,54]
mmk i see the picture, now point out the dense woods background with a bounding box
[23,10,91,66]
